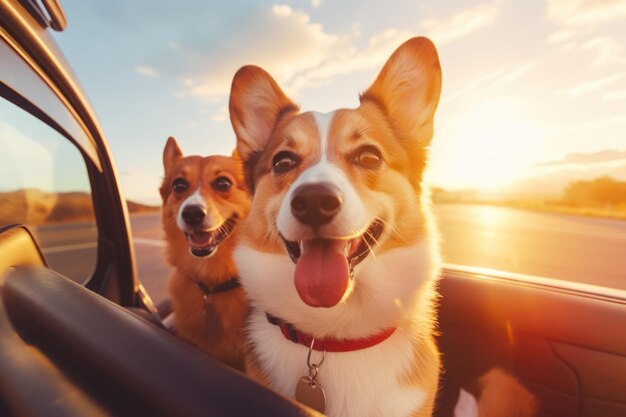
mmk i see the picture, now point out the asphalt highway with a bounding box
[35,205,626,304]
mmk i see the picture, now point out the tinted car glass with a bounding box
[0,96,97,282]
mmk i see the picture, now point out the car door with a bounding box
[435,260,626,416]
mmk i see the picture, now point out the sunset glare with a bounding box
[52,0,626,204]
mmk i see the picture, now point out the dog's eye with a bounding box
[212,176,232,192]
[272,151,300,174]
[353,146,383,169]
[172,178,189,193]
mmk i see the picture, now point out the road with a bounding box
[129,213,170,303]
[34,204,626,304]
[35,221,98,283]
[435,204,626,288]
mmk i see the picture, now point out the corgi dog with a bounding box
[160,137,250,370]
[229,37,442,416]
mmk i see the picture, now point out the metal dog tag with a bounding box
[296,340,327,413]
[296,376,326,413]
[203,298,220,339]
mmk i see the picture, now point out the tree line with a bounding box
[562,176,626,209]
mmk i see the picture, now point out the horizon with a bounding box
[50,0,626,204]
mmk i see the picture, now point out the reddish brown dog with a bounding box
[160,137,250,370]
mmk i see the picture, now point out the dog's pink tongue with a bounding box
[294,240,349,308]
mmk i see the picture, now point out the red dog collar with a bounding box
[266,313,396,352]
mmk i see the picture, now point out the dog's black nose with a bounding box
[182,205,206,226]
[291,183,343,228]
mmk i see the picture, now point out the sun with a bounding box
[430,98,546,192]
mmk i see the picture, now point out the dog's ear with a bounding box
[163,136,183,173]
[229,150,248,192]
[361,37,442,147]
[229,65,299,161]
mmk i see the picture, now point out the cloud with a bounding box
[210,106,229,123]
[547,0,626,26]
[311,0,321,8]
[289,2,500,95]
[546,29,575,45]
[442,60,535,105]
[545,3,626,65]
[420,3,498,46]
[292,2,500,93]
[134,65,158,78]
[150,3,500,103]
[285,28,413,93]
[488,61,536,90]
[534,149,626,167]
[442,68,505,104]
[580,36,626,66]
[560,72,625,97]
[160,4,340,101]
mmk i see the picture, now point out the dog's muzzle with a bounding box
[290,182,343,228]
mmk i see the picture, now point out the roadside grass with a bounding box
[436,198,626,221]
[502,200,626,221]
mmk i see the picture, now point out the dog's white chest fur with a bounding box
[237,241,438,417]
[248,311,425,417]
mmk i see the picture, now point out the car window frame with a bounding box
[0,90,99,281]
[1,1,145,309]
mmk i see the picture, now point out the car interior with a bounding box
[1,1,625,416]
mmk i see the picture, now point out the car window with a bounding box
[0,96,97,283]
[433,194,626,292]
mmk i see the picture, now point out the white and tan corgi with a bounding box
[160,137,250,370]
[229,37,442,416]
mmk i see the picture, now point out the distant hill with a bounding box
[507,160,626,199]
[0,189,159,226]
[432,175,626,220]
[126,200,161,214]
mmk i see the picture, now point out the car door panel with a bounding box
[437,267,626,417]
[552,342,626,416]
[515,336,580,417]
[1,260,320,417]
[0,225,46,275]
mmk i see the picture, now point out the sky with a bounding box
[0,99,91,193]
[52,0,626,204]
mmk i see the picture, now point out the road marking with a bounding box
[43,238,166,254]
[133,238,167,247]
[42,242,97,254]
